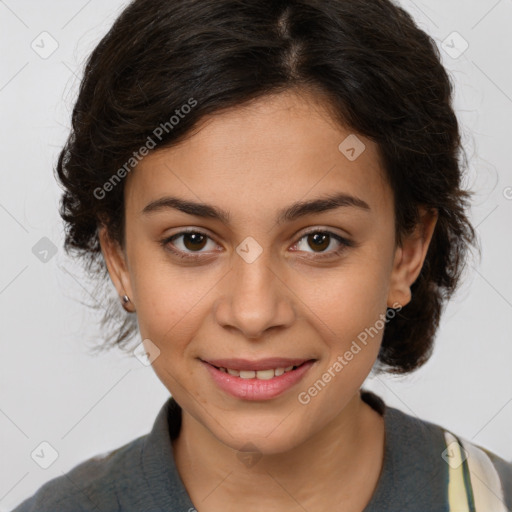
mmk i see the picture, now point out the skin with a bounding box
[99,88,437,512]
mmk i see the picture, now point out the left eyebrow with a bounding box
[275,192,370,225]
[141,192,370,225]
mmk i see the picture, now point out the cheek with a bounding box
[129,246,221,354]
[291,258,391,393]
[297,259,390,337]
[132,263,212,394]
[135,276,207,347]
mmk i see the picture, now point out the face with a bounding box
[100,88,436,454]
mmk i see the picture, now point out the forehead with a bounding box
[125,89,391,225]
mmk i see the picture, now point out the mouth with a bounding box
[204,361,310,380]
[200,358,317,400]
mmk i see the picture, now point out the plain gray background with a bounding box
[1,0,511,509]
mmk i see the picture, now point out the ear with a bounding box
[98,225,135,312]
[387,207,438,308]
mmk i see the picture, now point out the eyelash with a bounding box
[160,228,354,262]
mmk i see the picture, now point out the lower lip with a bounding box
[201,360,315,401]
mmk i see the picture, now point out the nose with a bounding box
[213,249,296,339]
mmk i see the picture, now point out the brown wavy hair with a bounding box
[56,0,478,374]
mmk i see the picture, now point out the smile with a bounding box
[213,364,300,380]
[201,359,316,400]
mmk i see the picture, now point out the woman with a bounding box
[13,0,512,510]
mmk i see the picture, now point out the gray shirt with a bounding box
[11,390,512,511]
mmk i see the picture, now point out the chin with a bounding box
[209,414,309,456]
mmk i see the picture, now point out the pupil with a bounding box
[184,233,206,251]
[309,233,329,251]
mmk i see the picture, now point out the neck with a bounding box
[171,391,385,512]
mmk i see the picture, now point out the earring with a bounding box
[121,294,133,312]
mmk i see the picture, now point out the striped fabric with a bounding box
[444,431,509,512]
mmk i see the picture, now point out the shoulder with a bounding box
[386,399,512,510]
[11,435,147,512]
[447,432,512,511]
[361,389,512,510]
[12,397,191,512]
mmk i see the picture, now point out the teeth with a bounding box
[255,369,275,380]
[217,365,299,379]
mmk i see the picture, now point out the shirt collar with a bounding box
[129,389,447,510]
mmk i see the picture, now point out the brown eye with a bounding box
[307,232,330,252]
[292,230,352,259]
[162,230,217,258]
[182,232,208,251]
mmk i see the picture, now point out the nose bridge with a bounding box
[214,240,294,338]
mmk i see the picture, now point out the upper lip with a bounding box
[201,357,314,371]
